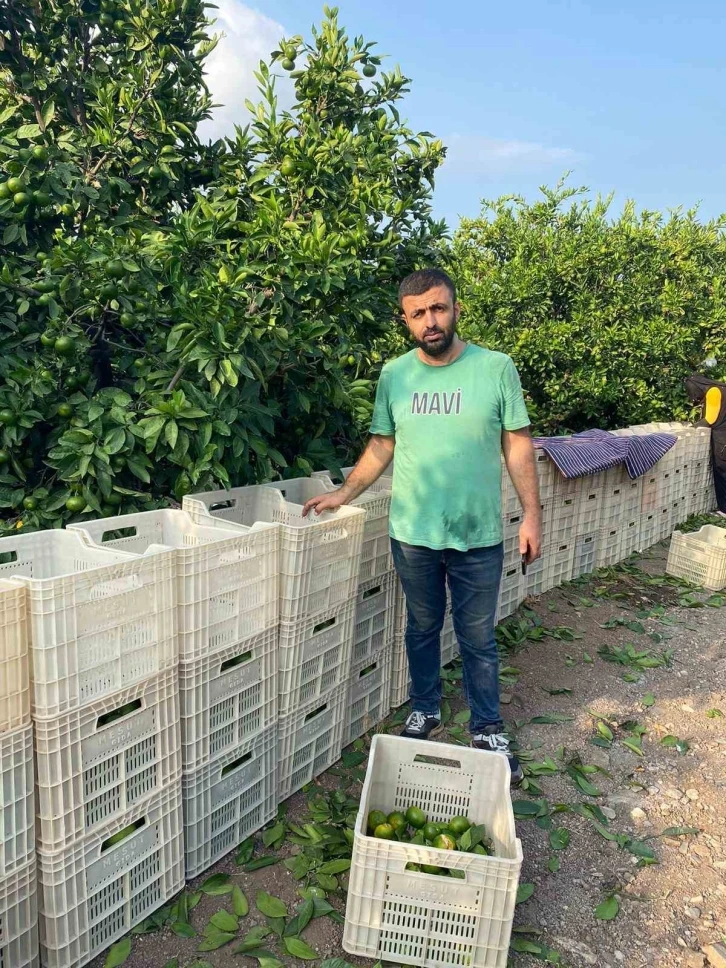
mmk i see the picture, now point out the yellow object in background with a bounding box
[705,386,723,425]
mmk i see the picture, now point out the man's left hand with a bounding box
[519,515,542,564]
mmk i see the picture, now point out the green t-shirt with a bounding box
[370,343,530,551]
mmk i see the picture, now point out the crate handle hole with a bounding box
[101,526,137,542]
[101,817,145,853]
[358,661,378,679]
[413,753,462,769]
[221,751,253,776]
[313,617,336,635]
[362,585,382,600]
[0,550,18,565]
[406,863,467,881]
[304,703,329,723]
[97,698,142,730]
[220,650,253,672]
[209,499,236,512]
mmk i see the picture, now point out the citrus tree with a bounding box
[450,182,726,434]
[0,3,445,533]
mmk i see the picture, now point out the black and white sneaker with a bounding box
[400,710,442,740]
[471,725,524,785]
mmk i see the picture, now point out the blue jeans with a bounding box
[390,538,504,734]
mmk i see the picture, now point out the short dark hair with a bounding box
[398,268,457,309]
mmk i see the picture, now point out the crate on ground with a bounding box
[71,509,279,663]
[601,478,641,531]
[312,469,393,580]
[37,783,183,968]
[548,491,578,536]
[33,668,181,853]
[497,562,523,620]
[576,483,603,535]
[639,511,659,551]
[352,573,395,667]
[656,505,673,542]
[182,726,277,879]
[0,723,34,878]
[344,647,393,746]
[671,495,689,530]
[672,465,689,501]
[0,860,38,968]
[547,536,575,588]
[179,625,277,773]
[278,685,346,800]
[278,602,354,717]
[640,471,660,513]
[184,485,364,624]
[597,525,622,568]
[690,458,711,492]
[343,735,522,968]
[666,526,726,591]
[0,529,176,718]
[621,518,640,560]
[389,634,410,710]
[0,579,30,734]
[524,554,548,597]
[657,469,678,506]
[603,460,630,488]
[572,532,599,580]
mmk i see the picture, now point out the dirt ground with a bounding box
[94,532,726,968]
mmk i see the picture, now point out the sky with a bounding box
[199,0,726,231]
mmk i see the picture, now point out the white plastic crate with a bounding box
[666,526,726,590]
[621,518,640,560]
[656,504,673,542]
[352,573,395,667]
[310,471,394,580]
[0,860,38,968]
[671,496,689,530]
[389,634,410,709]
[523,554,548,598]
[37,783,184,968]
[638,511,659,551]
[690,459,711,491]
[497,563,523,620]
[501,449,557,515]
[184,485,364,623]
[689,426,710,460]
[576,484,603,535]
[657,469,678,507]
[502,504,551,569]
[278,602,355,716]
[70,509,279,663]
[33,669,181,853]
[278,686,346,801]
[547,537,575,588]
[344,647,393,746]
[547,492,577,536]
[572,532,599,580]
[182,726,277,879]
[603,461,630,488]
[597,526,622,568]
[179,626,277,773]
[0,579,30,734]
[601,478,641,531]
[0,530,176,718]
[640,471,660,513]
[343,735,522,968]
[0,724,34,878]
[672,465,688,501]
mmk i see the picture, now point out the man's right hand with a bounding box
[302,489,349,517]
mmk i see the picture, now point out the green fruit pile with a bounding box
[367,805,494,875]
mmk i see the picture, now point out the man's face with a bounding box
[400,284,461,358]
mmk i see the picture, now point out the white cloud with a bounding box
[198,1,290,142]
[444,135,579,173]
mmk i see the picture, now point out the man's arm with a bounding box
[302,434,395,516]
[502,427,542,562]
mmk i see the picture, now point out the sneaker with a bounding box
[400,710,442,740]
[471,725,524,785]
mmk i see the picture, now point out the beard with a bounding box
[415,324,456,358]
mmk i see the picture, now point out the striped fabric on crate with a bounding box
[532,429,677,480]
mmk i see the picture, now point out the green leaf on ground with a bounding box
[105,938,132,967]
[171,923,196,939]
[236,838,255,866]
[209,911,238,933]
[530,714,574,725]
[244,857,280,872]
[200,873,233,895]
[548,855,561,873]
[706,708,723,718]
[660,826,699,837]
[594,896,620,920]
[642,693,656,707]
[262,823,285,849]
[283,898,314,938]
[232,887,249,918]
[516,883,535,904]
[453,708,471,724]
[549,828,570,850]
[256,892,288,918]
[283,938,318,959]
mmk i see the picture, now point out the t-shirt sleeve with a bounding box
[500,356,530,430]
[370,368,395,436]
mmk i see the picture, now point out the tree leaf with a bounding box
[171,922,196,938]
[594,896,619,920]
[316,873,339,891]
[232,886,249,917]
[548,855,561,873]
[516,883,535,904]
[317,859,351,875]
[199,873,233,895]
[262,822,285,849]
[283,937,318,960]
[244,856,280,872]
[209,910,238,933]
[283,898,314,938]
[105,938,132,967]
[549,828,570,851]
[453,708,471,723]
[256,892,288,918]
[642,692,655,707]
[530,714,574,724]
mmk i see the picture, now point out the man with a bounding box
[685,366,726,517]
[303,268,541,783]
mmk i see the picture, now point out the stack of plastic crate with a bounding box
[0,529,184,968]
[308,470,398,743]
[569,473,603,577]
[70,510,280,880]
[544,471,578,586]
[184,485,364,800]
[0,579,37,968]
[686,427,714,515]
